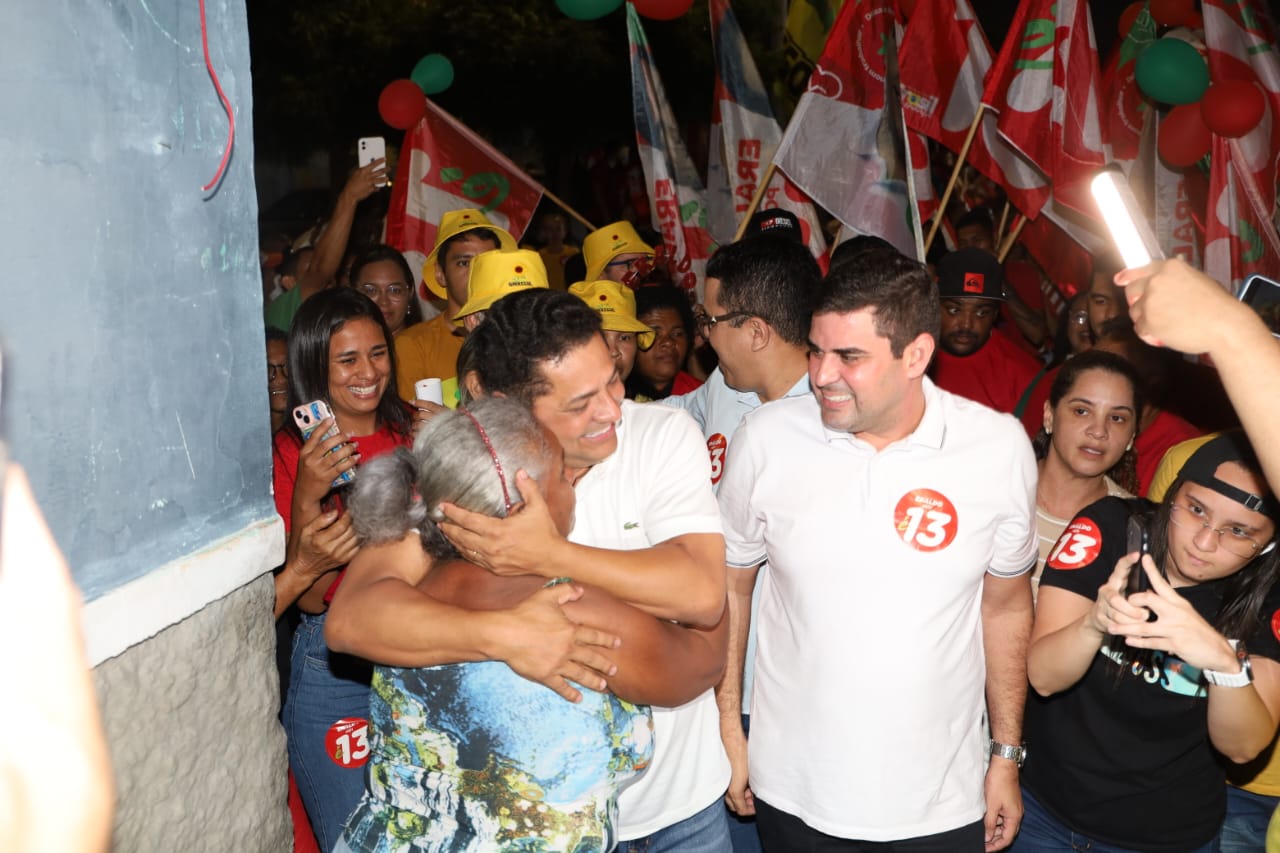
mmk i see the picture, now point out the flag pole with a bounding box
[924,105,986,252]
[996,214,1027,262]
[543,190,596,233]
[995,199,1012,244]
[733,163,778,242]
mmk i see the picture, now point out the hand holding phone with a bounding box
[358,136,388,187]
[293,400,356,489]
[1125,515,1151,596]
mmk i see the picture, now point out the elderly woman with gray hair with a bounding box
[329,398,725,853]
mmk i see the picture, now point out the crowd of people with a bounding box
[256,154,1280,853]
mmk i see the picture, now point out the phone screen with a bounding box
[1239,274,1280,337]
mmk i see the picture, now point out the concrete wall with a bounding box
[94,575,289,853]
[0,0,289,847]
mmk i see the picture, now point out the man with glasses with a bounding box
[663,235,821,853]
[582,221,655,286]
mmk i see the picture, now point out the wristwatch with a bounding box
[1204,639,1253,688]
[989,739,1026,768]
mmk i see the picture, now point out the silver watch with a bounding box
[1203,640,1253,688]
[989,739,1026,768]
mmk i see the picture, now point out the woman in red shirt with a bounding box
[272,288,412,853]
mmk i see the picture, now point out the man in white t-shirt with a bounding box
[664,235,821,853]
[439,288,733,852]
[716,252,1037,851]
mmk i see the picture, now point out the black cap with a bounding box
[1180,431,1277,518]
[743,208,803,244]
[937,248,1005,301]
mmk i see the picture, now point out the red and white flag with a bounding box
[628,3,716,297]
[1203,0,1280,290]
[774,0,919,257]
[708,0,827,262]
[386,99,544,288]
[980,0,1107,221]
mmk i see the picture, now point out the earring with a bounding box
[1045,427,1052,436]
[1126,439,1134,451]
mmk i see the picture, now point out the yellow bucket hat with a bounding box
[454,249,549,325]
[423,209,517,299]
[582,221,655,283]
[569,280,656,350]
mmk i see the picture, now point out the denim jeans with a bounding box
[282,612,373,853]
[1220,785,1278,853]
[1010,786,1221,853]
[617,796,733,853]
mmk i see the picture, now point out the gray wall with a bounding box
[0,2,291,849]
[0,0,275,601]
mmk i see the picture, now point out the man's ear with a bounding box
[902,332,936,378]
[748,317,772,352]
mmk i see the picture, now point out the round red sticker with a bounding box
[893,489,959,552]
[707,434,727,485]
[325,717,371,768]
[1046,518,1103,570]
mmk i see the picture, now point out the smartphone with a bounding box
[1090,166,1165,270]
[358,136,388,187]
[292,400,355,488]
[1239,274,1280,337]
[1125,514,1152,598]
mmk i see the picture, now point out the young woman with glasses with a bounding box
[349,245,422,339]
[1013,431,1280,852]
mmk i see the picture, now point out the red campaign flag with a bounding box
[1203,0,1280,289]
[1205,135,1280,294]
[775,0,919,258]
[1101,3,1156,166]
[1018,213,1095,300]
[707,0,827,263]
[385,99,544,287]
[898,0,1051,220]
[980,0,1107,220]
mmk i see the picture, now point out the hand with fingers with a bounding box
[1110,556,1239,673]
[440,470,563,578]
[411,400,448,439]
[1088,552,1156,637]
[494,583,621,704]
[722,723,754,816]
[293,417,359,506]
[343,158,388,201]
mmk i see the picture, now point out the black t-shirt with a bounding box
[1023,496,1280,852]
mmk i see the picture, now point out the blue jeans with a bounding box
[727,714,763,853]
[617,797,733,853]
[282,612,373,853]
[1220,785,1278,853]
[1010,786,1220,853]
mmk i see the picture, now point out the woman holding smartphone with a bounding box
[273,288,413,852]
[1014,431,1280,852]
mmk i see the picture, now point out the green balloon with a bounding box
[556,0,622,21]
[1136,38,1209,105]
[411,54,454,95]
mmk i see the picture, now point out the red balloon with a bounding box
[1185,10,1204,31]
[633,0,693,20]
[1159,103,1212,167]
[378,79,426,130]
[1151,0,1194,27]
[1118,2,1143,37]
[1201,79,1266,138]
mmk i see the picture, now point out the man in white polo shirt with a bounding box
[663,234,821,853]
[716,252,1036,851]
[440,288,733,852]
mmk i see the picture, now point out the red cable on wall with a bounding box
[198,0,236,193]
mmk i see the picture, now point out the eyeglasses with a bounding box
[268,363,288,380]
[1169,502,1271,558]
[693,308,752,331]
[357,283,410,301]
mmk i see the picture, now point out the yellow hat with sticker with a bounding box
[569,280,656,350]
[422,209,517,299]
[582,221,655,283]
[454,249,549,325]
